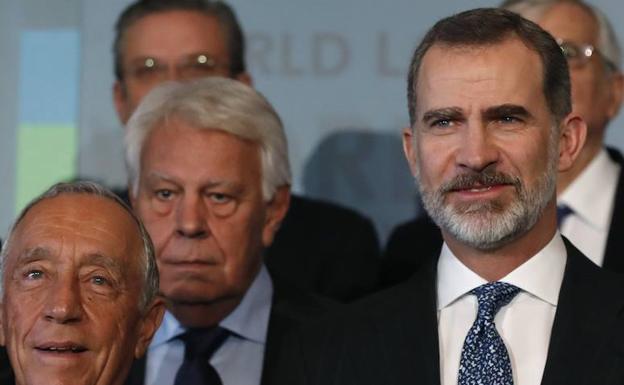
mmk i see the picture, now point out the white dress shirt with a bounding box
[145,264,273,385]
[558,148,620,266]
[437,234,567,385]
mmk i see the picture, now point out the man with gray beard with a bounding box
[274,8,624,385]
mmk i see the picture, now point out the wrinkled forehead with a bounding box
[8,195,143,273]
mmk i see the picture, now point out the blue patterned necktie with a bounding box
[458,282,521,385]
[174,327,229,385]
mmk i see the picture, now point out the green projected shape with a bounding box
[15,124,77,213]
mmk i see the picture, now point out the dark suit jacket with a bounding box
[602,147,624,272]
[114,188,381,303]
[276,239,624,385]
[382,147,624,287]
[381,214,442,287]
[123,278,335,385]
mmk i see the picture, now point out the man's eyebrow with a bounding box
[82,253,124,276]
[147,171,241,192]
[16,247,52,265]
[483,104,533,120]
[422,107,464,124]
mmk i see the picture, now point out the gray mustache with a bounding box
[440,171,520,193]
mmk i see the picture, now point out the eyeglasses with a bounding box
[557,38,617,70]
[124,53,230,82]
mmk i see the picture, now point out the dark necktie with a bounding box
[174,327,229,385]
[458,282,521,385]
[556,204,573,228]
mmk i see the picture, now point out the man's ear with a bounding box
[235,72,253,87]
[113,81,131,125]
[606,71,624,120]
[557,114,587,172]
[402,126,419,177]
[134,297,166,359]
[262,185,290,247]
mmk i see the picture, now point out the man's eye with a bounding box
[91,276,110,286]
[25,270,43,280]
[499,116,520,123]
[431,119,452,128]
[209,193,231,204]
[155,189,174,200]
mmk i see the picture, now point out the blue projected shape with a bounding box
[19,30,80,124]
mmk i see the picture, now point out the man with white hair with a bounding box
[383,0,624,285]
[502,0,624,270]
[122,77,330,385]
[111,0,381,303]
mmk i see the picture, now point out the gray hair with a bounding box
[124,77,291,200]
[0,181,159,312]
[501,0,622,70]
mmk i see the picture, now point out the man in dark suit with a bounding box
[275,8,624,385]
[122,78,332,385]
[112,0,380,303]
[383,0,624,288]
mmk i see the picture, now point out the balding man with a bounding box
[502,0,624,270]
[0,182,164,385]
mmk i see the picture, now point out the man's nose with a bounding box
[456,124,499,172]
[44,276,83,324]
[165,65,183,82]
[175,194,209,239]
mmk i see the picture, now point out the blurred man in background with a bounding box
[503,0,624,268]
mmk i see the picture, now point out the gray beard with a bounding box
[417,159,557,251]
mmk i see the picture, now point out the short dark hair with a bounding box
[113,0,246,81]
[407,8,571,126]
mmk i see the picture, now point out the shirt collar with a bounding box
[220,264,273,344]
[437,233,567,310]
[150,264,274,348]
[559,148,620,230]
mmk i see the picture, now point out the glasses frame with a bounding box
[556,38,617,71]
[123,52,231,82]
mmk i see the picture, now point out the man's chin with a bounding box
[162,283,239,306]
[165,291,221,305]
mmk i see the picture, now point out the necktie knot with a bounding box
[471,282,520,322]
[174,327,229,385]
[178,327,229,360]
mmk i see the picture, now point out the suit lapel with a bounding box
[541,239,624,385]
[261,301,292,385]
[602,148,624,272]
[349,259,440,385]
